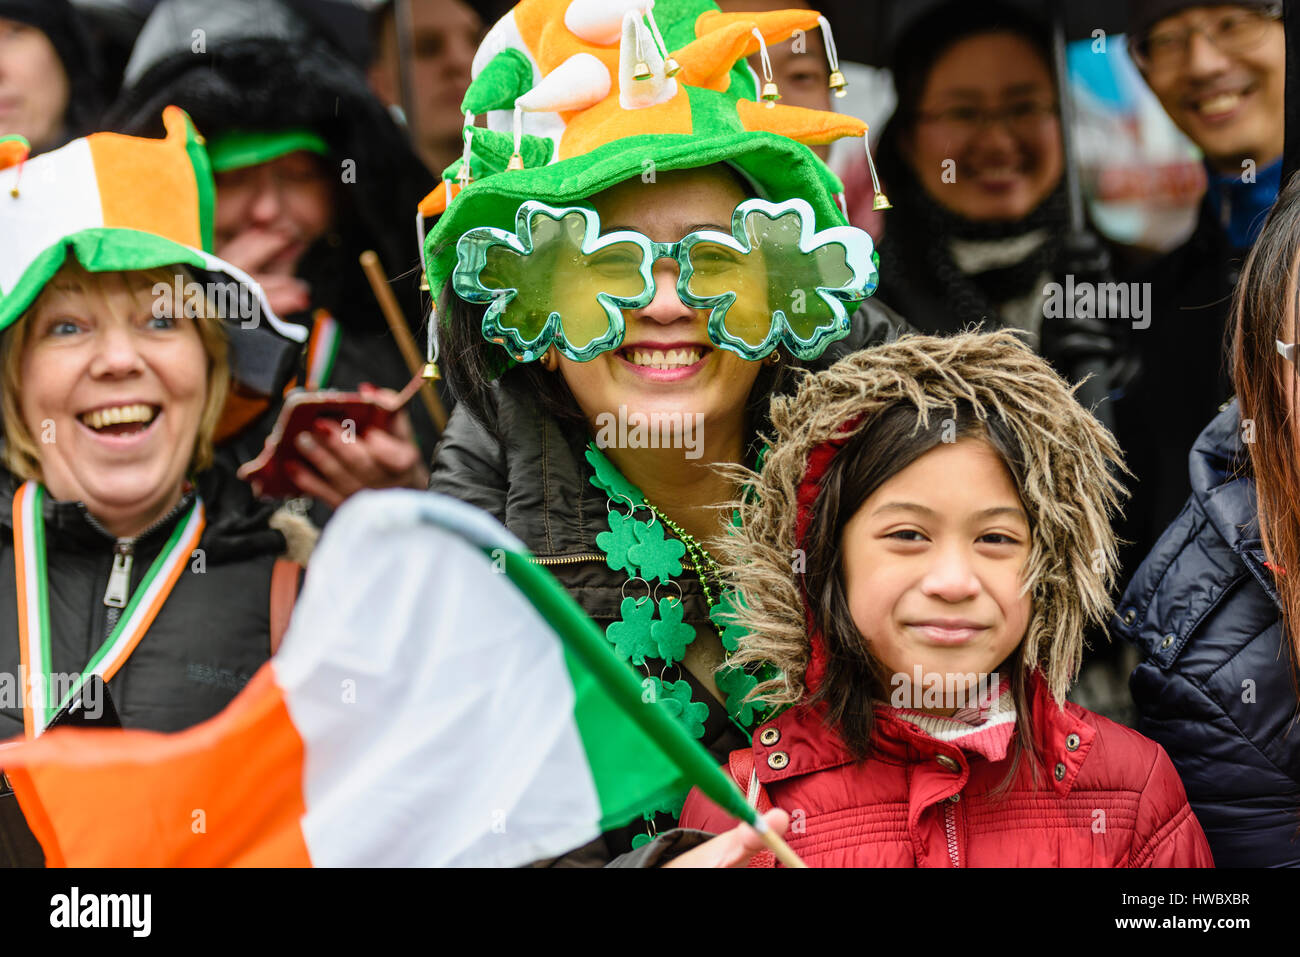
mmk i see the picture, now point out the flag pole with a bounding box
[751,814,808,868]
[359,250,449,433]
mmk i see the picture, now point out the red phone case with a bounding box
[237,392,395,499]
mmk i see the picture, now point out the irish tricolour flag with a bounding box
[0,491,762,866]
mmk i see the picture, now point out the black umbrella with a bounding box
[815,0,1131,67]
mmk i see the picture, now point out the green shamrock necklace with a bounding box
[585,444,769,741]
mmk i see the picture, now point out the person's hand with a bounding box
[216,227,311,316]
[663,808,790,868]
[260,384,429,508]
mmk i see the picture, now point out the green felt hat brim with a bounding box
[422,130,846,310]
[0,229,207,333]
[0,227,308,346]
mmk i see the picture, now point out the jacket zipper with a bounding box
[103,542,134,609]
[84,496,193,640]
[944,798,961,867]
[530,553,605,567]
[530,552,699,572]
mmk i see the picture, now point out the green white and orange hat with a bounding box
[0,106,308,397]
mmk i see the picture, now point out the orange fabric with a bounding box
[513,0,585,74]
[559,86,693,159]
[214,389,273,445]
[90,106,202,248]
[418,180,459,218]
[737,99,866,145]
[0,138,29,172]
[674,24,757,92]
[268,560,302,656]
[693,9,823,47]
[3,666,311,866]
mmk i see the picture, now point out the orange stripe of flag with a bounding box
[5,666,311,866]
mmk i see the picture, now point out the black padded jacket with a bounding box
[0,465,291,737]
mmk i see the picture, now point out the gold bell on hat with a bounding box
[633,59,653,81]
[423,304,442,379]
[828,69,847,98]
[419,271,430,292]
[761,80,780,107]
[506,151,525,171]
[663,56,682,78]
[863,134,892,211]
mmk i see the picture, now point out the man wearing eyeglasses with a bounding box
[1116,1,1285,584]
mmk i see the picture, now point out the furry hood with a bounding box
[718,330,1127,709]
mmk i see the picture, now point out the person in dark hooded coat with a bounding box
[105,0,445,501]
[0,0,103,154]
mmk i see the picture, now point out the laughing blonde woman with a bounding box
[0,108,310,737]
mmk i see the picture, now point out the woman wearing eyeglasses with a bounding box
[870,1,1069,348]
[423,0,907,864]
[1115,1,1285,598]
[1113,171,1300,868]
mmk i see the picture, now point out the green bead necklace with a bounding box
[585,443,772,842]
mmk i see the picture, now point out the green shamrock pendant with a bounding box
[646,676,708,739]
[585,446,643,506]
[650,597,694,665]
[595,509,641,575]
[606,596,657,666]
[627,521,685,583]
[709,591,749,653]
[716,663,760,726]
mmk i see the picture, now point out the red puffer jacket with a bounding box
[680,672,1213,867]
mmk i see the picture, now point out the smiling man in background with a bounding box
[1115,0,1286,583]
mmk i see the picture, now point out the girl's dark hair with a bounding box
[1232,169,1300,693]
[799,399,1042,785]
[886,0,1055,142]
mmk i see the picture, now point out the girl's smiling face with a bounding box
[841,437,1032,712]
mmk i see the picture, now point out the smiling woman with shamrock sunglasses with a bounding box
[422,0,908,863]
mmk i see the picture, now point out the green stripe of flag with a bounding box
[501,550,758,831]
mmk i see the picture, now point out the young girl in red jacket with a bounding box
[678,331,1213,867]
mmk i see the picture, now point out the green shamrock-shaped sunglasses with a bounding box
[452,197,880,363]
